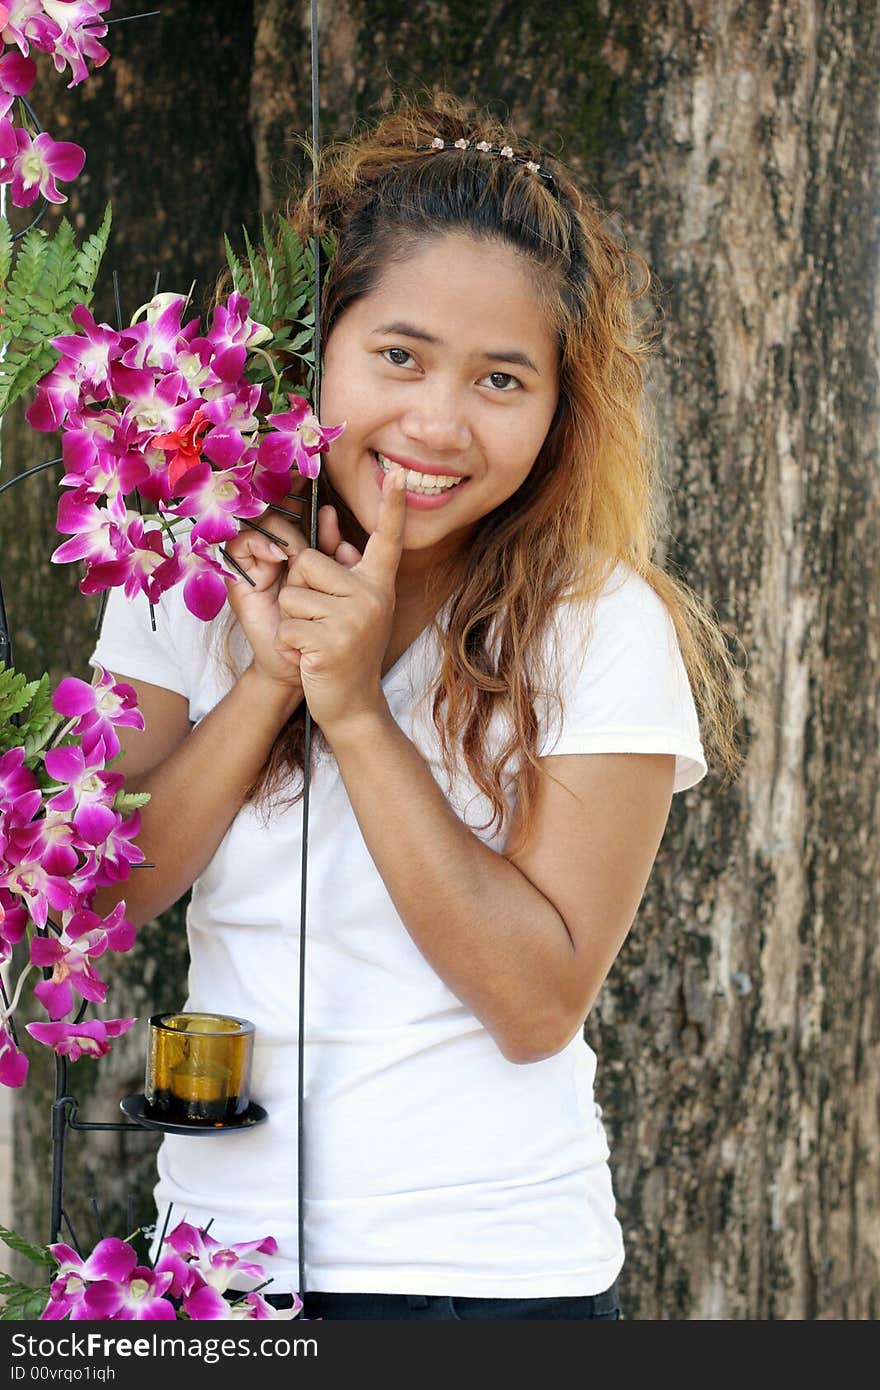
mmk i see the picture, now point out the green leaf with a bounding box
[224,233,247,296]
[74,202,112,301]
[0,1275,50,1321]
[0,215,13,289]
[0,1225,56,1268]
[112,790,152,813]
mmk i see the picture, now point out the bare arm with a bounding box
[92,668,301,928]
[330,708,675,1064]
[91,501,325,927]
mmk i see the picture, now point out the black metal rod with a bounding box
[240,517,289,548]
[296,0,323,1306]
[0,456,63,499]
[49,1079,70,1244]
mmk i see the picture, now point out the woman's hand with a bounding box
[224,481,368,694]
[275,469,406,736]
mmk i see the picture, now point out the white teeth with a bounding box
[376,453,464,493]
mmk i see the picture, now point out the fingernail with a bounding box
[270,543,287,559]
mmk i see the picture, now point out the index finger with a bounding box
[356,467,407,584]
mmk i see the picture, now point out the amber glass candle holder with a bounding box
[145,1013,255,1127]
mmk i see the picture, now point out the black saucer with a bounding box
[120,1093,268,1136]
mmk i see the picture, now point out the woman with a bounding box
[91,93,740,1320]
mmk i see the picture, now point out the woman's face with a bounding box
[319,231,560,584]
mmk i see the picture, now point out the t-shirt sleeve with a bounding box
[89,583,189,697]
[537,564,708,795]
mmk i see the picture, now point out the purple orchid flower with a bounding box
[51,490,126,567]
[40,0,110,88]
[78,514,170,604]
[0,1021,28,1088]
[50,304,121,399]
[0,746,42,820]
[171,462,263,545]
[0,889,27,965]
[0,0,56,58]
[160,1223,278,1318]
[118,293,192,372]
[59,419,150,504]
[43,740,123,845]
[203,292,272,380]
[26,1015,135,1062]
[261,394,345,480]
[164,1223,277,1285]
[0,47,36,119]
[0,824,80,927]
[52,664,145,761]
[41,1237,143,1321]
[110,368,193,440]
[31,928,108,1020]
[83,808,143,886]
[0,121,85,205]
[84,1265,177,1321]
[24,354,87,433]
[226,1290,303,1320]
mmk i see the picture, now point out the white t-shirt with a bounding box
[91,560,707,1297]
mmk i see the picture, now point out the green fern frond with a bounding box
[0,1225,55,1268]
[0,216,13,289]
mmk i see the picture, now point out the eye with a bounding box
[382,347,416,368]
[481,371,521,392]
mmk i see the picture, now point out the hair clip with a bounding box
[420,138,554,182]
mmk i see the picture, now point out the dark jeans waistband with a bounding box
[255,1281,622,1321]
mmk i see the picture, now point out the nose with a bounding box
[398,380,472,455]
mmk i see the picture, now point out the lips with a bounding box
[373,450,469,481]
[370,452,471,509]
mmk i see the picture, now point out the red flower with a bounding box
[152,407,211,490]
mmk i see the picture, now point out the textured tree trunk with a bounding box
[5,1,877,1319]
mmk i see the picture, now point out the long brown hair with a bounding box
[236,92,743,847]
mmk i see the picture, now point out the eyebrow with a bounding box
[371,320,541,375]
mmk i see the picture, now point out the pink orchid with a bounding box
[83,808,143,886]
[41,0,110,88]
[118,293,193,372]
[0,1021,28,1088]
[203,292,272,380]
[0,48,36,119]
[0,889,27,964]
[110,368,192,440]
[226,1290,302,1320]
[43,740,123,845]
[262,394,344,480]
[51,489,126,567]
[41,1237,143,1321]
[0,746,42,820]
[59,418,150,503]
[26,1015,135,1061]
[164,532,229,622]
[31,928,108,1020]
[171,462,263,545]
[159,1222,280,1317]
[25,355,92,433]
[83,1267,177,1321]
[52,664,145,761]
[0,823,80,926]
[78,514,171,604]
[0,122,85,205]
[50,304,120,398]
[0,0,55,57]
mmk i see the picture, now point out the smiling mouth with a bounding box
[373,451,468,495]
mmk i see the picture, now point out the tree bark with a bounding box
[4,0,877,1319]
